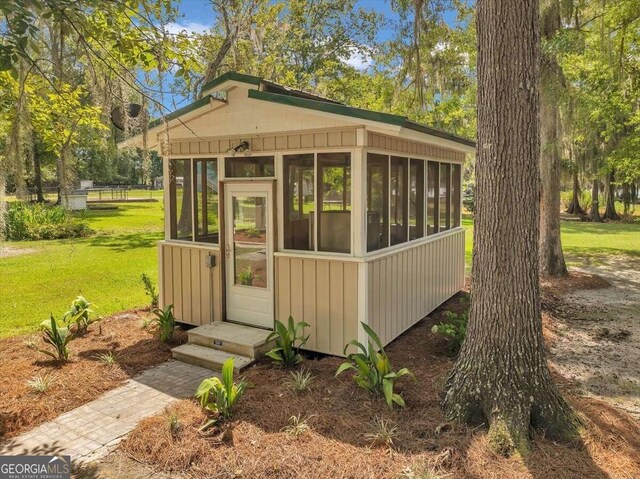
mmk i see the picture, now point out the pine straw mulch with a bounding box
[121,292,640,479]
[0,310,186,439]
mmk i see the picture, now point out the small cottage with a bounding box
[120,72,474,368]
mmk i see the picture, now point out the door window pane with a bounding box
[317,152,351,253]
[232,196,267,288]
[390,156,408,245]
[194,159,219,243]
[427,161,439,235]
[439,163,451,231]
[284,154,314,250]
[409,159,424,240]
[170,159,193,240]
[451,163,461,228]
[225,156,275,177]
[367,153,389,252]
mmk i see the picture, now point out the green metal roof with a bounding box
[148,95,212,128]
[146,71,475,149]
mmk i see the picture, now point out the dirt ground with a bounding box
[545,255,640,419]
[0,310,186,439]
[72,261,640,479]
[0,245,35,258]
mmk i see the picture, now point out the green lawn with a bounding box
[1,200,638,338]
[0,201,163,338]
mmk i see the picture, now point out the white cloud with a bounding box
[344,48,372,71]
[165,21,210,36]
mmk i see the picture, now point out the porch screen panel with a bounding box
[427,161,439,235]
[366,153,389,252]
[317,152,351,254]
[409,159,424,240]
[170,159,193,240]
[284,154,314,250]
[439,163,451,231]
[225,156,275,177]
[390,156,408,246]
[194,159,219,243]
[451,163,461,228]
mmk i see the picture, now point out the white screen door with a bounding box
[224,182,274,328]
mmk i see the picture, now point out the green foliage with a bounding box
[4,202,92,241]
[26,373,58,393]
[244,227,261,238]
[432,310,469,354]
[96,351,118,366]
[265,316,310,368]
[238,266,256,286]
[195,358,247,426]
[141,273,159,309]
[282,413,313,436]
[364,416,398,449]
[63,295,97,335]
[39,314,74,361]
[336,322,413,409]
[149,304,176,343]
[283,368,313,393]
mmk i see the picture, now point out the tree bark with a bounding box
[566,168,584,215]
[443,0,577,454]
[33,150,45,203]
[539,0,567,277]
[590,178,602,222]
[603,169,619,221]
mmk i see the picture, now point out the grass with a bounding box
[0,201,163,338]
[2,198,638,338]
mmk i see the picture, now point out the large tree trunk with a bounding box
[443,0,577,454]
[590,178,602,222]
[603,169,619,221]
[33,150,45,203]
[539,0,567,277]
[566,168,585,215]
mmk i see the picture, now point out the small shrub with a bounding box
[167,412,181,436]
[266,316,310,368]
[141,273,159,309]
[149,304,176,343]
[431,310,468,353]
[245,227,261,238]
[195,358,247,428]
[364,416,399,449]
[283,368,313,393]
[63,296,97,335]
[336,322,413,409]
[39,315,74,361]
[238,266,256,286]
[26,374,58,393]
[4,202,92,241]
[282,413,313,436]
[96,351,118,366]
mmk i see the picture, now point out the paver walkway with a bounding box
[0,360,213,463]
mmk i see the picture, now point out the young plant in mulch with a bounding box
[39,314,75,361]
[336,322,414,409]
[265,316,310,368]
[63,296,99,335]
[283,368,313,393]
[195,358,248,430]
[431,309,469,354]
[147,304,177,343]
[141,273,159,309]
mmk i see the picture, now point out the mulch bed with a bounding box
[0,310,186,439]
[121,291,640,479]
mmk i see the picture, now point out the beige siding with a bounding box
[158,242,222,325]
[366,229,465,346]
[169,127,358,156]
[275,255,359,356]
[367,131,466,162]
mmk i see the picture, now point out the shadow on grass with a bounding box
[86,232,162,252]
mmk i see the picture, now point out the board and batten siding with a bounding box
[275,255,359,356]
[366,228,466,347]
[159,242,222,326]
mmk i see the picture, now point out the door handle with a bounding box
[225,244,231,259]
